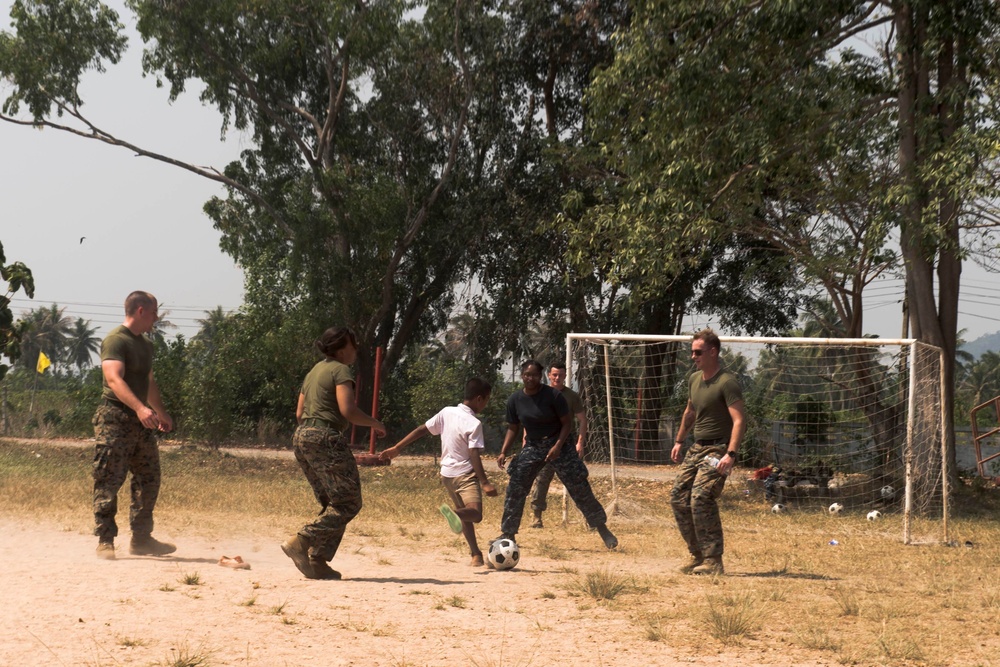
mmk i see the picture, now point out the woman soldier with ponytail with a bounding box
[282,327,386,580]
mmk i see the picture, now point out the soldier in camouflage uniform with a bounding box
[282,326,385,580]
[670,329,746,576]
[92,291,175,560]
[496,360,617,550]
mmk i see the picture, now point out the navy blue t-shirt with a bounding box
[505,385,569,440]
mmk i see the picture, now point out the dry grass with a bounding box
[4,438,1000,665]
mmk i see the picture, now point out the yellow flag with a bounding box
[36,351,51,374]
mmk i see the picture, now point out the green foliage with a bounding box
[152,334,188,433]
[181,299,314,444]
[0,240,34,382]
[395,356,509,453]
[0,0,126,118]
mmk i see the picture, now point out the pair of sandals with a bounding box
[218,555,251,570]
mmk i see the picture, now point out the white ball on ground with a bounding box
[867,510,882,521]
[771,503,787,514]
[880,485,895,499]
[488,538,520,570]
[828,503,844,515]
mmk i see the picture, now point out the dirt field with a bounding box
[0,440,844,666]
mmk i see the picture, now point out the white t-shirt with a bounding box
[425,403,485,478]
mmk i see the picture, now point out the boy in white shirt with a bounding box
[380,378,497,566]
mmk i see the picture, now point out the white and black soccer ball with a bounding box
[880,485,895,500]
[828,503,844,515]
[867,510,882,521]
[771,503,787,514]
[488,538,520,571]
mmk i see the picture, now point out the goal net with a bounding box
[566,334,948,544]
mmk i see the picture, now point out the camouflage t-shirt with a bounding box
[300,358,354,431]
[100,325,153,405]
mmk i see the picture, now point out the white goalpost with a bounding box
[566,334,949,544]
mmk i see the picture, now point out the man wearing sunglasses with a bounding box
[669,329,745,575]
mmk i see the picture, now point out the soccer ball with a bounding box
[828,503,844,515]
[488,538,520,571]
[880,485,895,499]
[867,510,882,521]
[771,503,787,514]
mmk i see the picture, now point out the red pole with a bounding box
[350,374,363,446]
[368,346,383,455]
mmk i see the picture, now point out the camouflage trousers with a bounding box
[502,435,606,536]
[92,403,160,540]
[530,461,557,513]
[292,425,362,563]
[670,442,728,558]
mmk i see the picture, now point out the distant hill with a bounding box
[963,331,1000,359]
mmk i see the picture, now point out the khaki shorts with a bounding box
[441,471,482,508]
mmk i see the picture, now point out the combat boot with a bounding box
[691,556,724,575]
[531,510,544,529]
[308,557,342,580]
[678,554,704,574]
[597,524,618,549]
[281,534,315,579]
[130,535,176,556]
[96,539,116,560]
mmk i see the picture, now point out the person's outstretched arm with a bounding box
[380,425,430,460]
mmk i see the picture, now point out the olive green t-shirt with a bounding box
[100,325,153,405]
[560,385,585,430]
[300,358,354,431]
[688,368,743,441]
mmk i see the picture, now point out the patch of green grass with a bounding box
[705,591,760,644]
[830,585,860,616]
[156,643,212,667]
[795,627,841,652]
[575,567,629,601]
[117,635,148,648]
[177,570,201,586]
[535,539,567,560]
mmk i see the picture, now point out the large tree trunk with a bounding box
[895,0,959,488]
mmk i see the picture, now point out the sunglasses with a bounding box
[692,349,704,356]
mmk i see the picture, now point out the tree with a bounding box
[581,0,1000,482]
[149,308,177,346]
[0,239,34,382]
[192,306,230,354]
[15,303,72,370]
[0,0,532,398]
[64,317,100,372]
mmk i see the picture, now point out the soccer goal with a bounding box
[566,334,949,544]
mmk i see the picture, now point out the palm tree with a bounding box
[65,318,101,372]
[150,308,178,345]
[17,304,72,370]
[960,351,1000,411]
[192,306,230,353]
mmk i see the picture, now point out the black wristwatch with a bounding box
[726,450,738,460]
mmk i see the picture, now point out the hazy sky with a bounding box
[1,1,245,343]
[2,2,998,352]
